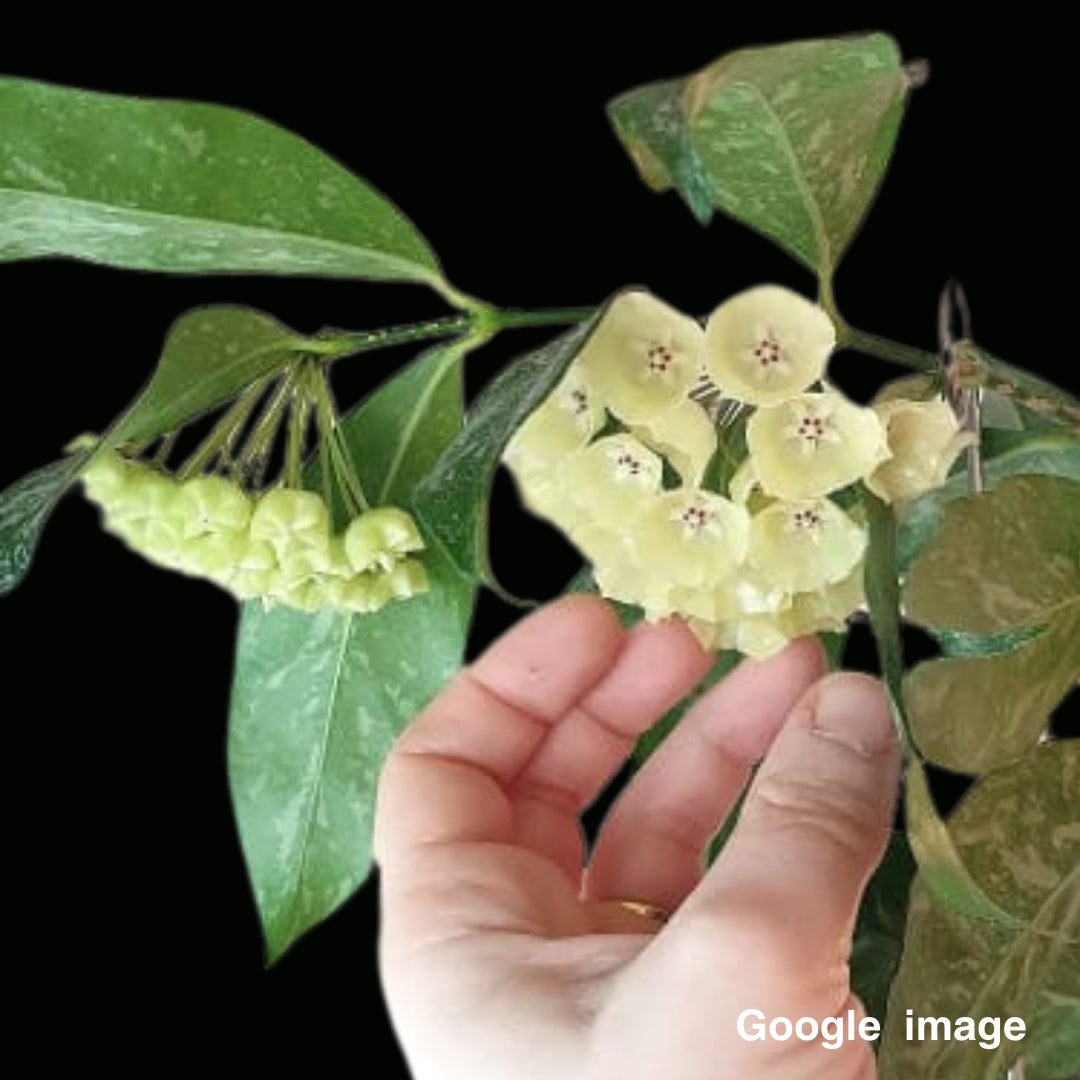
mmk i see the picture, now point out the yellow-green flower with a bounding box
[630,398,717,487]
[747,498,867,592]
[866,397,975,505]
[704,285,835,406]
[747,387,890,499]
[577,290,704,422]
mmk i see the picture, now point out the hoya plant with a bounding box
[2,30,1077,1078]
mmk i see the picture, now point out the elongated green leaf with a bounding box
[228,346,476,962]
[608,34,911,277]
[107,306,310,448]
[0,451,88,594]
[414,314,596,582]
[903,475,1080,774]
[341,339,470,508]
[897,431,1080,570]
[0,78,445,290]
[881,743,1080,1080]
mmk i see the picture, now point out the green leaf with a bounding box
[228,345,477,963]
[905,475,1080,636]
[0,451,89,595]
[0,78,447,292]
[608,34,911,277]
[905,760,1023,929]
[881,742,1080,1080]
[850,831,917,1041]
[906,611,1080,775]
[107,306,311,448]
[903,475,1080,774]
[898,435,1080,571]
[414,312,597,584]
[340,338,470,508]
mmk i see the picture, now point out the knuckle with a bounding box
[749,771,881,863]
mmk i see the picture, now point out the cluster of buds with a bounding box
[504,286,972,658]
[81,451,427,614]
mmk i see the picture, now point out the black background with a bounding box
[3,11,1077,1064]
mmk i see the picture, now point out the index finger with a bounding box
[373,594,626,865]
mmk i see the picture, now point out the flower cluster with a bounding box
[81,451,427,614]
[504,286,970,658]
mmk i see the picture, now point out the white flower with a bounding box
[704,285,835,406]
[577,290,704,422]
[747,387,891,499]
[866,397,976,504]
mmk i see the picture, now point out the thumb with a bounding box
[695,672,901,974]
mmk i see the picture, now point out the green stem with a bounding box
[236,368,298,485]
[310,306,594,362]
[177,373,274,481]
[310,367,368,514]
[836,324,940,374]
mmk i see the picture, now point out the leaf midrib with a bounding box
[0,189,441,283]
[378,346,460,505]
[738,80,831,274]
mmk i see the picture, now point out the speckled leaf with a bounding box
[906,760,1022,930]
[897,433,1080,570]
[228,352,475,963]
[905,475,1080,636]
[608,34,911,276]
[0,78,445,290]
[880,742,1080,1080]
[339,338,470,509]
[106,306,310,448]
[414,312,598,584]
[906,607,1080,775]
[903,475,1080,775]
[0,450,89,594]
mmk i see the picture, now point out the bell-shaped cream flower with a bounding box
[344,506,425,573]
[704,285,835,406]
[748,498,867,592]
[250,488,331,557]
[747,387,891,500]
[577,290,704,423]
[503,365,605,470]
[565,433,663,527]
[635,488,750,590]
[179,475,253,537]
[630,397,717,486]
[866,397,976,505]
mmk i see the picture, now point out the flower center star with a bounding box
[784,401,842,455]
[786,504,825,544]
[748,333,789,377]
[645,342,678,378]
[612,450,646,482]
[674,501,719,541]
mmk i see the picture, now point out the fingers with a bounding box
[507,616,711,881]
[374,594,623,866]
[374,595,710,879]
[585,637,826,911]
[691,672,901,971]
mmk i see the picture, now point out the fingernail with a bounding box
[809,674,896,757]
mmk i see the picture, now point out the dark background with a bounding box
[3,12,1077,1063]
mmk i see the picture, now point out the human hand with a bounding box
[374,595,900,1080]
